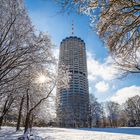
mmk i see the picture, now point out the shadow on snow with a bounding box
[78,127,140,136]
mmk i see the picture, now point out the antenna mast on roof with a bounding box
[72,19,74,36]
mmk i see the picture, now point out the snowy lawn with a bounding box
[0,126,140,140]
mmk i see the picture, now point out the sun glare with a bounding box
[37,74,46,83]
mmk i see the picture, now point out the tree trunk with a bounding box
[102,117,106,128]
[29,114,34,130]
[109,118,112,127]
[0,115,4,129]
[24,89,30,134]
[0,95,16,129]
[16,96,24,131]
[89,116,92,128]
[97,119,100,127]
[24,112,31,134]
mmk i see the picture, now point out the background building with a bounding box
[56,36,89,127]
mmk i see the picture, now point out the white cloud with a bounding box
[110,86,140,104]
[95,81,109,93]
[87,52,119,81]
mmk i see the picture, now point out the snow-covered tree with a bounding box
[89,94,102,127]
[0,1,70,135]
[100,102,107,127]
[106,101,121,127]
[124,95,140,126]
[0,0,34,88]
[33,97,56,126]
[23,57,70,133]
[0,86,17,128]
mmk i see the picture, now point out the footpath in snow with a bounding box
[0,126,140,140]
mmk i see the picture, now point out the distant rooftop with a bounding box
[61,36,85,44]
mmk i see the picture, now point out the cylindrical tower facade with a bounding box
[56,36,89,127]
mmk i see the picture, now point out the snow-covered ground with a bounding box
[0,126,140,140]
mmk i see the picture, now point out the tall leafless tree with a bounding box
[124,95,140,126]
[106,101,121,127]
[0,0,34,88]
[89,94,102,127]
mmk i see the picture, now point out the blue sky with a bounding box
[25,0,140,104]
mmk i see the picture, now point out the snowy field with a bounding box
[0,126,140,140]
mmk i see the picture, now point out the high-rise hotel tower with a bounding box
[56,36,89,127]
